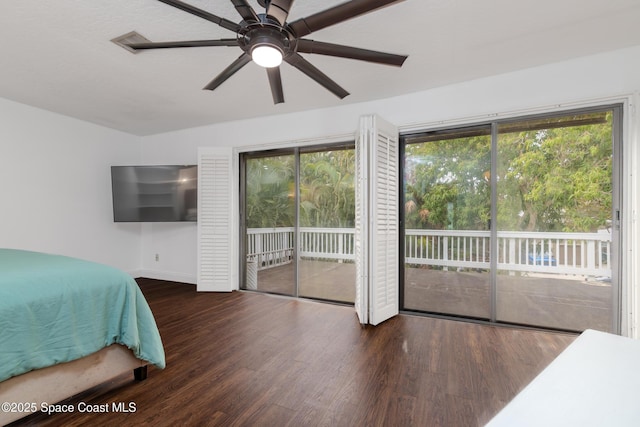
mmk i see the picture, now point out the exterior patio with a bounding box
[254,261,611,332]
[247,227,614,332]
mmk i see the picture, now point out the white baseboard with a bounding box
[133,269,197,285]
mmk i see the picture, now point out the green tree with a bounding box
[300,150,355,228]
[246,111,613,234]
[497,112,613,232]
[404,111,613,233]
[404,133,491,230]
[245,149,355,229]
[246,155,295,228]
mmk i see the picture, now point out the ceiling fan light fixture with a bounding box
[251,44,283,68]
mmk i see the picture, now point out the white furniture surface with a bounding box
[487,329,640,426]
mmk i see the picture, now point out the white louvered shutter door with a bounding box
[197,147,234,292]
[355,115,399,325]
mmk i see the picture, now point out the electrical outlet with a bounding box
[155,254,159,262]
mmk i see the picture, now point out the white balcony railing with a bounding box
[405,229,612,277]
[246,227,612,278]
[246,227,295,270]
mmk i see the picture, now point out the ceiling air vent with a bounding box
[111,31,151,54]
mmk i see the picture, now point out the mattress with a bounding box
[0,249,165,382]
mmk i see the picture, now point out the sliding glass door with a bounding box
[244,152,296,296]
[495,110,619,331]
[241,144,356,303]
[298,148,356,303]
[402,127,492,319]
[401,106,621,333]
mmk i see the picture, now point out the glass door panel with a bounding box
[298,147,356,303]
[244,153,296,296]
[402,127,492,319]
[496,111,616,331]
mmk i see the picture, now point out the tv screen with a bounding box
[111,165,197,222]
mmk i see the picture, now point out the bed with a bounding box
[0,249,165,425]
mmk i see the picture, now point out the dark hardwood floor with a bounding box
[12,279,575,427]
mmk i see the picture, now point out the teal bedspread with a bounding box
[0,249,166,382]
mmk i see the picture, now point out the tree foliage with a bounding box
[245,149,355,228]
[404,133,491,231]
[246,155,295,228]
[300,150,355,228]
[497,113,613,232]
[404,112,613,232]
[245,112,613,234]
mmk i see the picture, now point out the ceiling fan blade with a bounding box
[267,67,285,104]
[230,0,259,23]
[157,0,240,32]
[203,53,252,91]
[285,53,349,99]
[297,39,407,66]
[288,0,404,38]
[266,0,295,26]
[127,39,239,50]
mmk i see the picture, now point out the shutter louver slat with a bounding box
[197,149,234,291]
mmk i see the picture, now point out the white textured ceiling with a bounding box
[1,0,639,136]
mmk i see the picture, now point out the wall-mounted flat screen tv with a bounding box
[111,165,197,222]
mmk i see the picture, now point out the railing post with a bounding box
[246,257,257,290]
[443,236,449,272]
[587,240,596,279]
[256,233,263,268]
[509,237,516,276]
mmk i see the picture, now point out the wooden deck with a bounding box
[256,260,356,302]
[254,261,613,332]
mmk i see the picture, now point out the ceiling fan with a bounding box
[122,0,408,104]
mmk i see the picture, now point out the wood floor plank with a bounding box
[10,278,575,426]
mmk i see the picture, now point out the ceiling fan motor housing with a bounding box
[245,30,287,58]
[238,15,295,58]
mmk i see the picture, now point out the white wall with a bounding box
[140,44,640,335]
[0,97,143,272]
